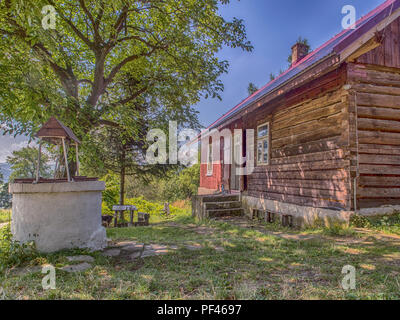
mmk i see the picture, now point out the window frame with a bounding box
[206,138,213,176]
[256,122,270,166]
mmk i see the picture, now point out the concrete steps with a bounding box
[207,208,244,218]
[202,194,244,218]
[205,201,242,210]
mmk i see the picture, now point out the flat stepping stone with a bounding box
[101,248,121,257]
[184,244,203,251]
[11,266,42,276]
[60,262,92,273]
[66,255,94,263]
[141,248,171,258]
[148,244,169,250]
[121,243,144,252]
[129,251,142,260]
[114,241,138,247]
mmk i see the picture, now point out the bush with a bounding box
[350,212,400,235]
[0,225,37,272]
[0,209,11,223]
[350,214,371,228]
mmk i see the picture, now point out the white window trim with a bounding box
[257,122,270,166]
[206,141,213,176]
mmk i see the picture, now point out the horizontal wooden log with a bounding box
[357,92,400,109]
[358,130,400,145]
[270,149,345,166]
[272,126,343,149]
[357,106,400,121]
[271,136,344,158]
[273,113,343,140]
[349,65,400,86]
[358,118,400,133]
[250,168,349,180]
[353,83,400,95]
[259,159,350,172]
[359,164,400,175]
[274,89,344,121]
[273,102,343,131]
[359,176,400,187]
[248,178,347,191]
[359,153,400,165]
[358,143,400,155]
[247,191,347,209]
[357,187,400,198]
[358,198,400,208]
[248,184,348,201]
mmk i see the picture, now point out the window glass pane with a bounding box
[257,124,268,138]
[257,141,262,162]
[263,139,268,162]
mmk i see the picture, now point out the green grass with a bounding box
[0,209,11,224]
[1,211,400,300]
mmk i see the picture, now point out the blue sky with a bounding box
[0,0,385,163]
[195,0,383,127]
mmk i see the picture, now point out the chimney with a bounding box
[291,42,309,65]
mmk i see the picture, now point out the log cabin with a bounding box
[195,0,400,226]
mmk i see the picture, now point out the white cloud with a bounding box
[0,136,37,163]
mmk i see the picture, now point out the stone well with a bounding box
[9,181,107,253]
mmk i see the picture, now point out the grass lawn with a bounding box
[1,212,400,300]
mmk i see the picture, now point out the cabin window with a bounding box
[207,138,213,176]
[257,122,270,165]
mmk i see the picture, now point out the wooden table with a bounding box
[112,205,137,227]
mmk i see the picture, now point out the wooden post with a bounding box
[35,142,42,183]
[54,145,60,179]
[113,211,118,228]
[62,137,71,182]
[75,143,80,176]
[129,207,134,226]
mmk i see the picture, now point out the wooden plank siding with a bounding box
[245,78,352,210]
[348,62,400,208]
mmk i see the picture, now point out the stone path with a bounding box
[101,239,225,260]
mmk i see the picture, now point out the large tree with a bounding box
[7,146,52,181]
[0,0,252,141]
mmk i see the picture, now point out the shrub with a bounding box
[0,225,37,272]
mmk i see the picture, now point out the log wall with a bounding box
[245,68,352,210]
[348,63,400,208]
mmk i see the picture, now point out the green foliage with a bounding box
[247,82,258,95]
[102,173,120,211]
[351,212,400,235]
[0,183,12,209]
[161,164,200,202]
[0,0,252,146]
[350,214,372,228]
[0,209,11,223]
[7,146,52,181]
[269,73,275,81]
[0,225,38,272]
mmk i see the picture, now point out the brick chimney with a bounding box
[291,42,309,65]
